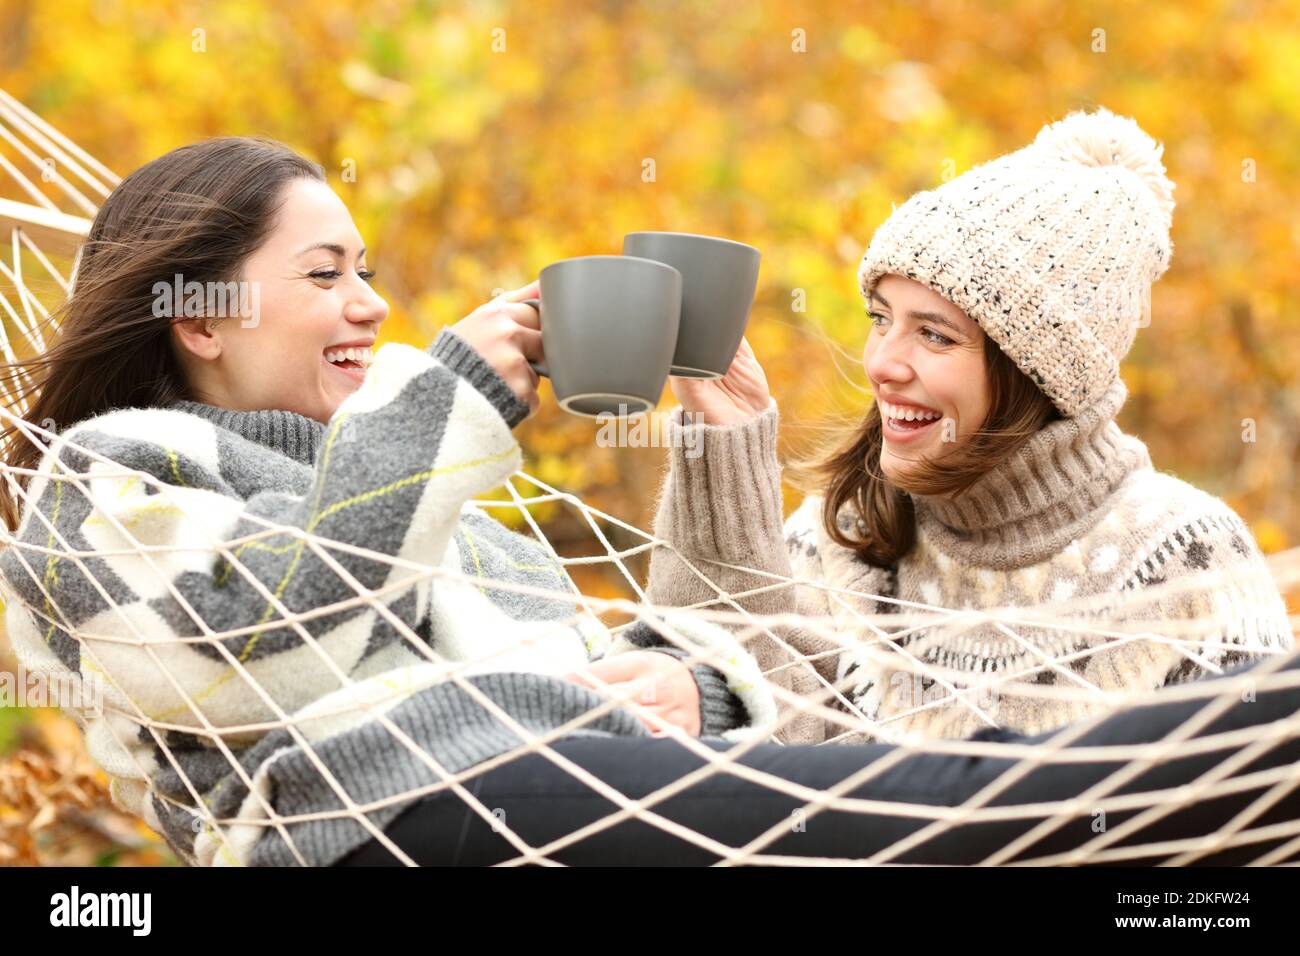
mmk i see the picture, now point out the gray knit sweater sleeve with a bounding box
[613,620,747,737]
[428,327,531,428]
[649,646,747,737]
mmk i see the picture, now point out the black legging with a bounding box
[336,651,1300,866]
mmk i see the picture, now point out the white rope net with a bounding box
[1,90,1298,867]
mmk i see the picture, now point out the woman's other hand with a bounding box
[669,336,772,426]
[446,280,545,419]
[564,650,702,737]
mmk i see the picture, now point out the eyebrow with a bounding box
[869,290,967,336]
[294,242,367,258]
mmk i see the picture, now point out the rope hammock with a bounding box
[1,89,1298,867]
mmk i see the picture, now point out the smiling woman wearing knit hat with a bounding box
[649,105,1295,744]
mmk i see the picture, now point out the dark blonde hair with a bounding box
[786,332,1062,567]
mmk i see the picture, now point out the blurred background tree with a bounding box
[0,0,1296,864]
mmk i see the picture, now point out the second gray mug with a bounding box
[622,231,761,378]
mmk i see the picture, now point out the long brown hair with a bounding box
[786,331,1061,567]
[0,137,325,532]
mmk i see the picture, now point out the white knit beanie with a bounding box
[857,106,1176,418]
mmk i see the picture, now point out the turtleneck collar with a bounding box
[906,377,1153,570]
[167,399,326,466]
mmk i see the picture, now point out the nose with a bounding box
[345,276,389,329]
[864,322,916,389]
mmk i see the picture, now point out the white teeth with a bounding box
[325,347,373,367]
[880,400,940,422]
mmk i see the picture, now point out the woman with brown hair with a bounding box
[645,105,1294,746]
[0,135,776,866]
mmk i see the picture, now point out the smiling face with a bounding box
[170,177,389,424]
[863,273,991,486]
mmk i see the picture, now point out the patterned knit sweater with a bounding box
[0,328,775,867]
[644,377,1294,745]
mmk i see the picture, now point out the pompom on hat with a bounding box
[857,105,1176,418]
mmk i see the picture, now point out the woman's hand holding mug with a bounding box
[669,336,772,426]
[445,281,546,422]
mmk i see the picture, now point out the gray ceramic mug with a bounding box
[621,232,761,378]
[522,255,682,418]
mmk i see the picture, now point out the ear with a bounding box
[170,316,223,362]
